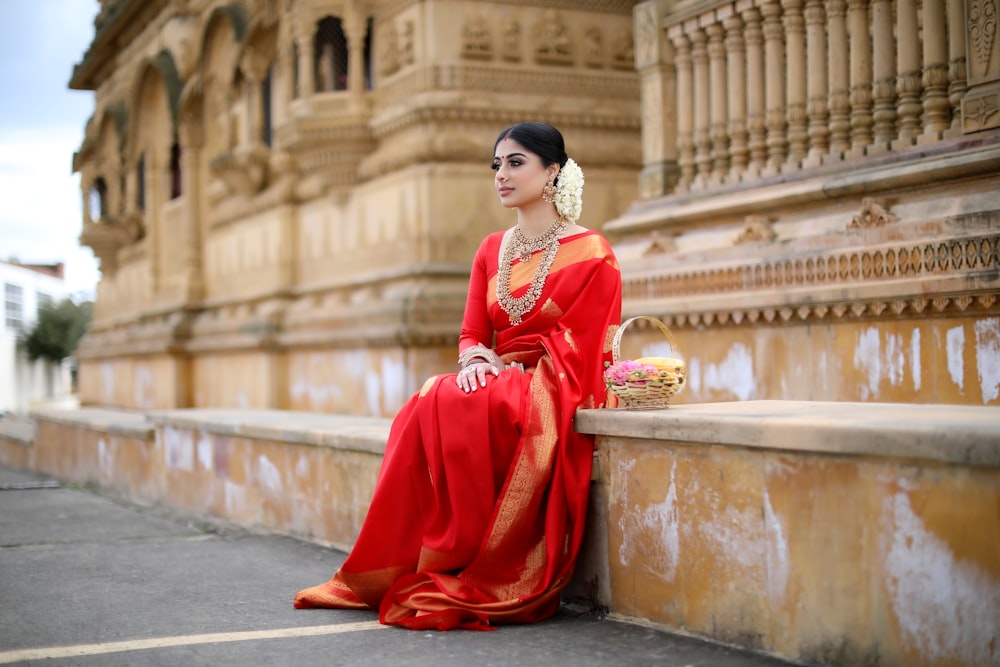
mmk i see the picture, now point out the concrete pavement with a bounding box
[0,464,801,667]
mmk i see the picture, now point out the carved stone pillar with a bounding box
[636,1,680,199]
[344,10,367,96]
[946,0,968,131]
[723,12,748,177]
[707,21,729,180]
[297,34,314,97]
[895,0,923,139]
[961,0,1000,133]
[742,6,767,174]
[178,125,204,301]
[870,0,897,145]
[804,0,829,162]
[921,0,951,135]
[669,29,696,190]
[761,0,788,172]
[245,72,263,147]
[691,25,712,186]
[783,0,808,164]
[848,0,873,151]
[826,0,851,153]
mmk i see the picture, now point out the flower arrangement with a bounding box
[554,158,584,222]
[604,356,687,409]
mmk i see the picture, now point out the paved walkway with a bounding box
[0,465,801,666]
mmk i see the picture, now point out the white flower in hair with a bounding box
[554,158,584,222]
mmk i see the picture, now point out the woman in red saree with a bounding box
[294,122,622,631]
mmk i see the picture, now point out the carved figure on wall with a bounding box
[535,11,572,63]
[848,198,895,229]
[380,23,400,75]
[400,21,415,65]
[502,19,521,60]
[735,215,777,243]
[613,28,635,69]
[462,15,492,58]
[583,26,603,66]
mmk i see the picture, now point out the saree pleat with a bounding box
[294,231,622,630]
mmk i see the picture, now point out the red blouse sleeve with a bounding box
[459,236,495,354]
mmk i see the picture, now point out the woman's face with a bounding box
[492,137,559,210]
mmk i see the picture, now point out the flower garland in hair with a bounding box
[554,158,584,222]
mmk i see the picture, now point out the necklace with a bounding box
[496,217,568,325]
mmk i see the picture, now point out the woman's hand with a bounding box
[456,361,500,393]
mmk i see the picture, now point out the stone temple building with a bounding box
[70,0,999,414]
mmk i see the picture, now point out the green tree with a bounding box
[20,298,92,364]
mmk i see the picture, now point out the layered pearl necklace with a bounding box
[496,217,568,325]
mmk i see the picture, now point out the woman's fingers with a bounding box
[456,363,500,393]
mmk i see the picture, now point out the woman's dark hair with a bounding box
[494,122,568,172]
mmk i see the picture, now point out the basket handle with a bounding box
[612,315,680,364]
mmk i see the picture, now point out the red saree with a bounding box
[294,230,622,630]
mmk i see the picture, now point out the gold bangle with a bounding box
[458,344,502,369]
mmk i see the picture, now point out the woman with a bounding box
[294,122,622,631]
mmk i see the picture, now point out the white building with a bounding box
[0,259,73,414]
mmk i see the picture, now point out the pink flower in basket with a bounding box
[604,360,659,386]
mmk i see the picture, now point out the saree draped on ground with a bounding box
[294,230,622,630]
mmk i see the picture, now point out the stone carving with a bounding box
[502,19,521,60]
[400,21,415,66]
[963,92,1000,132]
[583,26,604,67]
[735,215,776,243]
[380,23,401,75]
[612,28,635,69]
[534,11,573,64]
[970,0,997,67]
[462,15,493,58]
[642,231,677,255]
[634,2,658,68]
[848,198,895,229]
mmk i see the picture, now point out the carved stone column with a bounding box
[296,34,314,98]
[804,0,829,163]
[783,0,808,164]
[961,0,1000,133]
[707,21,730,180]
[178,124,204,301]
[244,72,262,147]
[761,0,788,172]
[946,0,968,131]
[344,9,368,96]
[742,5,767,175]
[895,0,923,140]
[691,24,712,186]
[826,0,851,153]
[917,0,951,136]
[870,0,897,145]
[848,0,873,152]
[669,29,696,190]
[723,12,748,177]
[636,1,680,199]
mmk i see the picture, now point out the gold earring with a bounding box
[542,181,557,203]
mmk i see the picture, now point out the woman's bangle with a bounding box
[458,344,503,369]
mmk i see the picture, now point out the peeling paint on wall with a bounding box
[974,318,1000,403]
[101,363,114,404]
[163,427,193,471]
[763,490,789,607]
[946,326,965,392]
[196,432,213,471]
[854,327,881,400]
[882,491,1000,665]
[615,458,680,582]
[696,503,766,572]
[258,455,281,493]
[697,343,757,401]
[885,333,904,387]
[910,329,921,392]
[134,364,155,409]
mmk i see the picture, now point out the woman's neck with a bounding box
[515,203,561,238]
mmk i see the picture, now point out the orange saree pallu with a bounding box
[294,231,622,630]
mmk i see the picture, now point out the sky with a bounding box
[0,0,101,299]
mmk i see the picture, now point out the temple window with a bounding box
[314,16,347,92]
[292,41,300,99]
[262,65,273,146]
[89,177,108,221]
[136,153,146,211]
[364,17,373,90]
[170,141,182,199]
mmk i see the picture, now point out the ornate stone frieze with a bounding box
[622,229,1000,328]
[734,215,777,244]
[461,15,493,59]
[534,11,574,64]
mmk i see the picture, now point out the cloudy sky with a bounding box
[0,0,100,298]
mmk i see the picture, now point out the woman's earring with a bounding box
[542,180,557,203]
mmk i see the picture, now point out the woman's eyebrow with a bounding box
[495,152,528,160]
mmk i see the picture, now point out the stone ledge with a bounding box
[577,400,1000,466]
[0,418,35,445]
[147,409,390,455]
[29,407,153,439]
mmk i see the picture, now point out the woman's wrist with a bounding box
[458,344,503,369]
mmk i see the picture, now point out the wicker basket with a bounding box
[604,315,686,409]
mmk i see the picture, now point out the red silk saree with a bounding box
[294,230,622,630]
